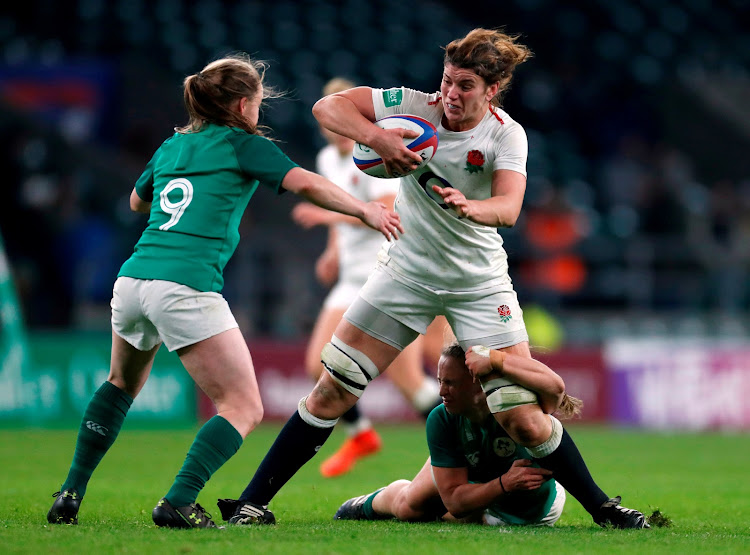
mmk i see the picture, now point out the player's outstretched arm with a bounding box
[282,167,403,241]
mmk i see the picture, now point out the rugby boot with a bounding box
[333,488,385,520]
[594,496,650,529]
[152,497,217,528]
[47,489,81,525]
[217,498,276,525]
[320,428,382,478]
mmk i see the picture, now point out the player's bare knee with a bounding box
[391,481,422,521]
[502,410,549,446]
[244,402,264,430]
[305,378,356,420]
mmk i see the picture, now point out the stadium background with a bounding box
[0,0,749,429]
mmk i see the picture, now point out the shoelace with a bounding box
[52,490,77,499]
[193,503,213,520]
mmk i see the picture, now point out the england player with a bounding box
[291,78,444,478]
[223,29,648,529]
[46,54,402,528]
[334,342,579,526]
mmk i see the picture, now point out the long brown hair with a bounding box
[443,28,532,107]
[177,53,279,135]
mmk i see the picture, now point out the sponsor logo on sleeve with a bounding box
[382,88,403,107]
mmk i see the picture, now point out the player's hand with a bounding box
[432,185,473,219]
[292,202,333,228]
[362,201,404,241]
[315,248,338,286]
[465,345,495,380]
[500,459,553,493]
[371,127,423,177]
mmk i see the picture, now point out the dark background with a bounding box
[1,0,749,345]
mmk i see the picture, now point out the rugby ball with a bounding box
[353,115,438,178]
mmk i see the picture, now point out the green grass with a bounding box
[1,424,749,553]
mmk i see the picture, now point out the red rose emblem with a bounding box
[467,150,484,166]
[465,150,485,173]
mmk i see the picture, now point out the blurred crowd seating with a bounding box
[1,0,749,343]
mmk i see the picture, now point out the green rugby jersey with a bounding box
[119,124,298,292]
[426,404,557,525]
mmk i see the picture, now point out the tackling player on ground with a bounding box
[334,342,580,526]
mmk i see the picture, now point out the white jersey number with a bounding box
[158,178,194,230]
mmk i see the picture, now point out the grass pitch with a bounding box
[1,424,748,554]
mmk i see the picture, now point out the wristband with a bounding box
[499,475,507,494]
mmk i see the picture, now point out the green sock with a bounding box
[165,415,243,507]
[362,488,387,519]
[61,381,133,497]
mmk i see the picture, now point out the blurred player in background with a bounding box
[223,28,648,529]
[291,77,446,478]
[46,54,402,529]
[334,342,581,526]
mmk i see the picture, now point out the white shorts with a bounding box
[350,264,528,350]
[322,278,364,311]
[483,482,566,527]
[111,276,238,352]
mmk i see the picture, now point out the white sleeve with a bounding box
[493,122,528,177]
[371,87,439,121]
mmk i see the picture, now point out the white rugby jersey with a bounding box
[372,87,528,290]
[316,144,400,284]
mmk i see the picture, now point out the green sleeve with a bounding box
[227,133,299,193]
[426,406,466,468]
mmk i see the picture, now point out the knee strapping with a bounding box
[527,415,563,458]
[320,335,381,398]
[482,380,539,413]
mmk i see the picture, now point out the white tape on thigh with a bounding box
[297,396,338,429]
[320,335,380,398]
[484,383,538,413]
[527,415,563,458]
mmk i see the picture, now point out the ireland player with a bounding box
[46,53,402,528]
[334,342,579,526]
